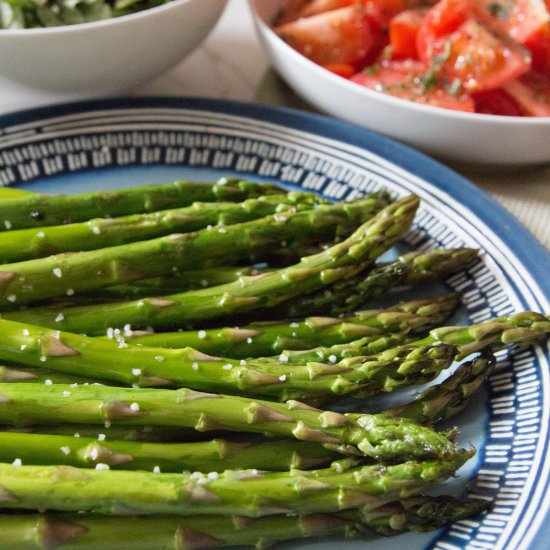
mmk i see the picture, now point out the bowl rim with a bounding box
[0,0,225,35]
[249,0,550,125]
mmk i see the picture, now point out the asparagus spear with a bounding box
[0,192,329,263]
[0,187,32,199]
[0,452,471,515]
[0,496,490,549]
[0,365,108,385]
[0,383,458,461]
[384,352,497,424]
[3,195,419,332]
[261,247,478,319]
[0,178,284,231]
[0,193,390,306]
[0,317,457,402]
[1,424,210,443]
[116,293,462,357]
[261,295,460,365]
[48,245,473,307]
[0,432,339,472]
[411,311,550,358]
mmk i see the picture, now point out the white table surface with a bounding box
[1,0,549,250]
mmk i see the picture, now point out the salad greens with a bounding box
[0,0,172,29]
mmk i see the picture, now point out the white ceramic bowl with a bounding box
[249,0,550,165]
[0,0,227,96]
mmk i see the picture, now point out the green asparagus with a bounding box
[0,383,458,461]
[261,247,478,319]
[411,312,550,358]
[0,178,283,231]
[3,195,419,331]
[0,452,471,516]
[0,495,490,549]
[0,192,329,263]
[384,352,497,424]
[0,194,391,306]
[0,432,339,472]
[115,293,461,357]
[0,317,457,402]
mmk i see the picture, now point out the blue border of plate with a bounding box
[1,96,549,549]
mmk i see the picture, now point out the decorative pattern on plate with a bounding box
[0,98,548,550]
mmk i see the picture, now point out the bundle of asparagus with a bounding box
[0,178,547,549]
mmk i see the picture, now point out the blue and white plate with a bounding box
[0,97,548,550]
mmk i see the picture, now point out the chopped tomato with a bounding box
[476,0,550,74]
[322,63,357,77]
[274,5,375,66]
[390,8,428,59]
[298,0,355,18]
[416,0,475,60]
[350,59,476,111]
[503,73,550,116]
[274,0,312,25]
[472,88,523,115]
[426,19,531,92]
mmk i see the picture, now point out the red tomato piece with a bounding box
[274,5,375,66]
[429,19,531,92]
[299,0,355,18]
[350,59,476,111]
[390,8,428,59]
[476,0,550,74]
[503,73,550,116]
[417,0,475,61]
[472,88,523,115]
[322,63,357,77]
[274,0,312,25]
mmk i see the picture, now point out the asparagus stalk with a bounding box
[0,383,458,461]
[262,295,460,365]
[384,352,497,424]
[411,312,550,358]
[0,452,471,516]
[0,194,391,306]
[116,293,461,357]
[0,317,457,402]
[48,245,473,307]
[0,432,339,472]
[0,365,108,385]
[0,496,490,548]
[0,187,32,199]
[0,178,284,231]
[1,425,210,443]
[0,192,329,263]
[3,195,419,332]
[262,247,478,319]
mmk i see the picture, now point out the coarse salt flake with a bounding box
[198,330,207,339]
[55,313,65,322]
[60,446,71,455]
[95,463,110,471]
[132,368,142,376]
[52,268,62,278]
[129,402,140,411]
[12,458,22,467]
